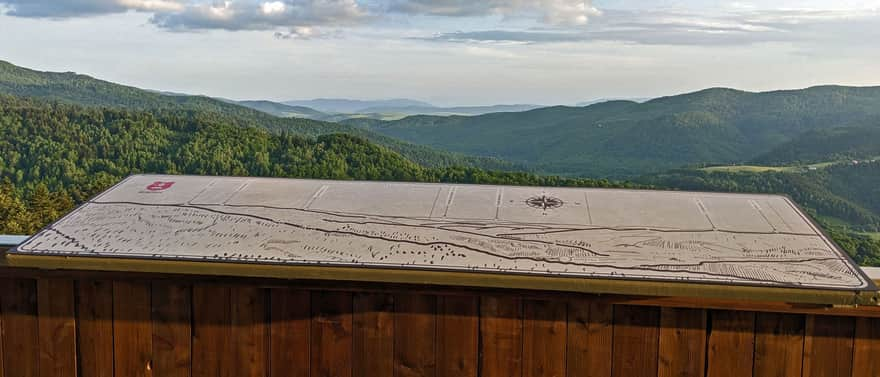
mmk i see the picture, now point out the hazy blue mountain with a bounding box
[282,98,544,118]
[283,98,433,113]
[356,104,545,116]
[237,100,327,119]
[575,98,651,106]
[346,86,880,177]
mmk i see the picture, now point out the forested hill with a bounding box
[0,60,513,171]
[346,86,880,177]
[752,127,880,165]
[0,95,631,236]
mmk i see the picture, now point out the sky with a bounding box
[0,0,878,106]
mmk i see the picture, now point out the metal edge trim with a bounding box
[3,253,877,306]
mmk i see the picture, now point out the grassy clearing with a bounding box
[699,158,873,174]
[700,165,793,173]
[860,232,880,241]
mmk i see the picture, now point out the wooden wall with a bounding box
[1,274,879,377]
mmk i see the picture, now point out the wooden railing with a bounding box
[0,267,878,377]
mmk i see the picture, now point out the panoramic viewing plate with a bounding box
[11,174,875,291]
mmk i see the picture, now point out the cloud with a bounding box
[0,0,600,27]
[386,0,600,26]
[149,0,366,31]
[274,25,338,39]
[0,0,183,17]
[425,8,880,46]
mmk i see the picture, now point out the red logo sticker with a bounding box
[146,181,175,192]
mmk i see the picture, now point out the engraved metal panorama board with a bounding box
[12,174,875,291]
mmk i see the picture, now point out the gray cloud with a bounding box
[0,0,600,28]
[0,0,183,18]
[425,9,879,46]
[150,0,366,31]
[386,0,600,26]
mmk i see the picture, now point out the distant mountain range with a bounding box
[271,98,545,120]
[575,97,651,107]
[237,100,327,119]
[283,98,433,113]
[344,86,880,177]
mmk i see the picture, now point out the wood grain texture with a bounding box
[480,296,523,377]
[0,289,4,377]
[522,299,566,377]
[113,281,153,377]
[192,285,231,377]
[151,283,192,377]
[0,278,39,377]
[658,308,707,377]
[394,294,437,377]
[852,317,880,377]
[803,315,855,377]
[612,305,660,377]
[270,289,311,377]
[230,286,268,377]
[353,293,394,377]
[753,313,804,377]
[706,310,756,377]
[37,279,77,377]
[311,291,353,377]
[77,280,114,377]
[436,295,478,377]
[566,300,613,377]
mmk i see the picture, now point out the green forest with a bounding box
[345,86,880,177]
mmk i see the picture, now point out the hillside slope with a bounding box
[237,100,327,119]
[347,86,880,177]
[752,127,880,165]
[0,60,513,170]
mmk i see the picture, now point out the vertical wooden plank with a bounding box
[394,294,437,377]
[611,305,660,377]
[706,310,756,377]
[113,281,153,377]
[658,308,707,377]
[480,296,523,377]
[436,295,478,377]
[311,291,353,377]
[77,280,114,377]
[0,288,4,377]
[152,283,192,377]
[0,278,39,377]
[523,299,566,377]
[192,285,231,377]
[230,286,268,377]
[753,313,804,377]
[353,293,393,377]
[852,317,880,377]
[803,315,855,377]
[566,300,612,377]
[37,278,77,377]
[270,289,311,377]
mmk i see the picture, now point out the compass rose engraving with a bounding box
[525,195,564,211]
